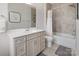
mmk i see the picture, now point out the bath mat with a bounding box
[55,45,71,56]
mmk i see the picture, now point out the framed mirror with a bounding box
[76,3,79,19]
[31,7,36,27]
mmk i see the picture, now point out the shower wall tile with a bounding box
[52,3,76,35]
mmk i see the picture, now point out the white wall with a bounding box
[0,3,9,56]
[0,3,8,31]
[0,3,46,31]
[0,3,8,18]
[7,3,31,30]
[32,3,47,30]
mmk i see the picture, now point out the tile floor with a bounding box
[40,43,74,56]
[42,43,59,56]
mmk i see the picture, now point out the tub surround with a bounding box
[52,3,76,35]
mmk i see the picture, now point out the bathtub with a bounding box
[53,32,76,49]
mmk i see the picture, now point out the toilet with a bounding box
[45,36,53,47]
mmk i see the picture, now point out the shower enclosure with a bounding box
[51,3,78,55]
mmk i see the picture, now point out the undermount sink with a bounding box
[26,28,38,31]
[25,28,30,31]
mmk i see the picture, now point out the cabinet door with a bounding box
[14,36,26,56]
[27,39,34,56]
[34,37,40,55]
[15,42,26,56]
[40,35,45,51]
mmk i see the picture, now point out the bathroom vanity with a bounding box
[0,3,46,56]
[7,29,45,56]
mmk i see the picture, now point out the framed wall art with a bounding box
[9,11,21,23]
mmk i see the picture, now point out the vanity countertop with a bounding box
[7,28,44,38]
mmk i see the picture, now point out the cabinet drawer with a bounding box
[27,32,41,40]
[14,36,25,44]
